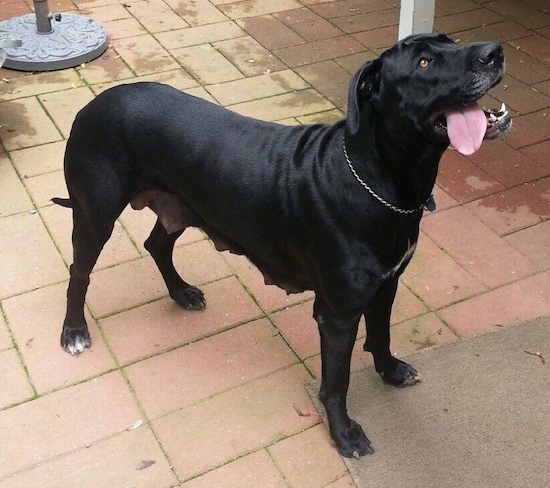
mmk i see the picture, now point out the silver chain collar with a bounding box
[342,139,433,215]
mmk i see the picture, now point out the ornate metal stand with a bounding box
[0,0,108,71]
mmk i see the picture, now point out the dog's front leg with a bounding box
[364,277,421,387]
[314,300,374,458]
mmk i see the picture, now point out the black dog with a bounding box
[54,33,510,458]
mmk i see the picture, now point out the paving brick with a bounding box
[311,0,391,19]
[86,239,232,318]
[38,86,95,139]
[152,365,319,481]
[421,206,538,288]
[389,312,458,356]
[126,318,296,418]
[485,0,550,29]
[40,203,141,271]
[506,220,550,271]
[84,3,131,23]
[206,70,309,106]
[430,183,460,212]
[296,60,353,108]
[353,25,399,50]
[268,425,348,488]
[297,108,345,125]
[490,74,550,116]
[102,17,147,39]
[0,0,31,19]
[456,20,530,44]
[275,8,343,41]
[0,312,11,352]
[222,252,314,312]
[502,43,550,84]
[156,21,245,50]
[324,475,357,488]
[91,68,198,94]
[10,141,66,178]
[0,70,84,102]
[114,34,181,76]
[229,89,334,120]
[171,44,245,84]
[2,282,116,394]
[520,139,550,171]
[214,36,287,77]
[331,8,400,35]
[402,232,487,310]
[166,0,227,26]
[181,449,287,488]
[438,272,550,336]
[392,282,430,324]
[0,98,62,151]
[465,179,550,236]
[275,35,366,67]
[76,47,135,85]
[0,371,141,479]
[504,109,550,149]
[271,300,318,360]
[239,15,306,50]
[0,212,68,299]
[22,169,66,208]
[434,8,504,33]
[124,0,189,32]
[0,154,32,217]
[0,428,177,488]
[437,149,504,204]
[508,34,550,66]
[437,0,484,14]
[101,276,263,364]
[469,139,548,188]
[334,51,377,74]
[0,349,34,409]
[218,0,302,19]
[183,85,219,103]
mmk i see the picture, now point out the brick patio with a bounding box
[0,0,549,486]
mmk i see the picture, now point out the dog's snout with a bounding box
[477,43,503,66]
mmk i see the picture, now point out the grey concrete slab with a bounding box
[309,318,550,488]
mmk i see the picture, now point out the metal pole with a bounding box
[34,0,53,34]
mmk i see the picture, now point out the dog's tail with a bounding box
[51,197,73,208]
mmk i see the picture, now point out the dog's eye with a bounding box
[417,58,431,69]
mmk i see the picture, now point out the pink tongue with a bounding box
[445,104,487,156]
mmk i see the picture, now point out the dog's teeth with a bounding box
[488,113,497,122]
[500,102,506,113]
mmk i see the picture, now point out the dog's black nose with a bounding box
[477,43,502,66]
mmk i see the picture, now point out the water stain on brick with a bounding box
[0,101,35,142]
[464,175,500,191]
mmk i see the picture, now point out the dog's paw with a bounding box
[171,285,206,310]
[334,420,375,459]
[379,358,421,388]
[60,327,91,355]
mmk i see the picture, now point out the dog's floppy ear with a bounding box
[346,58,382,135]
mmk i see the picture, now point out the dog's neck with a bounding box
[344,107,445,213]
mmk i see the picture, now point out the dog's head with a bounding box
[347,33,512,156]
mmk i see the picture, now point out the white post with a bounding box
[398,0,435,40]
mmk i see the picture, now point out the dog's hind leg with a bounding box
[61,207,120,354]
[144,218,206,310]
[363,277,421,387]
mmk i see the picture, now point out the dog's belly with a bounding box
[131,188,312,294]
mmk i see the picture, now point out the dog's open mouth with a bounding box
[432,102,511,156]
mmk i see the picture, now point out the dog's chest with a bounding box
[382,239,417,280]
